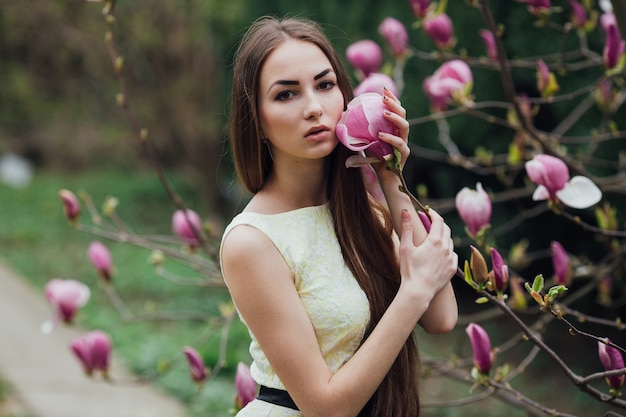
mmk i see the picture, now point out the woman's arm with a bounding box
[221,216,455,417]
[373,87,459,333]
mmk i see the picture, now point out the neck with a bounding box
[260,158,329,211]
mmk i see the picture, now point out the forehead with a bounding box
[260,40,333,83]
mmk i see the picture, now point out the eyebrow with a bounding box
[267,68,333,93]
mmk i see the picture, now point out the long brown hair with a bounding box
[229,16,420,417]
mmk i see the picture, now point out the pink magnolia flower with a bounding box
[479,29,497,59]
[354,73,398,97]
[550,241,571,286]
[466,323,493,374]
[87,241,113,282]
[602,17,625,70]
[235,362,257,409]
[336,93,395,165]
[410,0,431,19]
[455,182,492,236]
[598,338,626,389]
[58,189,81,222]
[423,13,455,50]
[378,17,408,57]
[423,60,473,111]
[172,209,202,247]
[517,0,551,15]
[346,40,382,77]
[525,154,602,209]
[490,247,509,292]
[183,346,208,384]
[70,330,112,377]
[569,0,587,29]
[43,278,91,332]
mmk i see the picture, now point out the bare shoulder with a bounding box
[221,223,294,293]
[221,223,268,260]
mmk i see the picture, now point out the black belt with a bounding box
[257,385,299,411]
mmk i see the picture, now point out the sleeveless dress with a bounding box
[220,203,371,416]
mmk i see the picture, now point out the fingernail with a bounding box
[384,110,391,115]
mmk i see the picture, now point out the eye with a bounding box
[275,90,296,101]
[318,80,336,91]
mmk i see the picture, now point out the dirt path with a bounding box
[0,260,188,417]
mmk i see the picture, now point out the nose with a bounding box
[303,92,323,119]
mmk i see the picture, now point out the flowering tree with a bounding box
[50,0,626,415]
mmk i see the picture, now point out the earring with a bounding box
[262,138,274,161]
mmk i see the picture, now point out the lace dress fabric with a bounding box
[220,204,371,416]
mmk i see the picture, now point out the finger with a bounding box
[377,130,408,151]
[383,86,401,106]
[383,111,410,140]
[399,209,414,248]
[382,87,406,113]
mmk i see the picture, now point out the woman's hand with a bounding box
[372,87,411,177]
[398,209,458,304]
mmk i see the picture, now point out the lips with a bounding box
[305,125,330,137]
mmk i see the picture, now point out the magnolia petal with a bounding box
[556,176,602,209]
[532,185,550,201]
[345,155,380,168]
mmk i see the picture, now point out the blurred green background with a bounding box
[0,0,624,416]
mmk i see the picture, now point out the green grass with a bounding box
[0,168,251,416]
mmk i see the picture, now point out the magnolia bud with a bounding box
[59,189,81,223]
[183,346,208,384]
[470,245,489,285]
[70,330,112,377]
[550,241,571,286]
[378,17,408,57]
[423,13,455,50]
[490,247,509,293]
[346,40,382,78]
[87,241,114,282]
[455,182,492,236]
[479,29,497,59]
[466,323,493,374]
[598,338,626,390]
[172,209,203,248]
[235,362,257,410]
[536,59,559,97]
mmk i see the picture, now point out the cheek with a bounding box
[259,104,285,134]
[329,92,345,122]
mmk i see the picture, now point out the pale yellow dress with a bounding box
[220,203,371,416]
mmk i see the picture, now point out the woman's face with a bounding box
[258,39,344,164]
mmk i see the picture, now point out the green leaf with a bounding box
[547,285,568,302]
[464,260,476,289]
[532,274,545,293]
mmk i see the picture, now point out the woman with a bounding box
[221,16,458,417]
